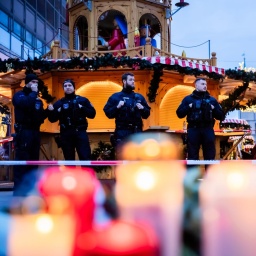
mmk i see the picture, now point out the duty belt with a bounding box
[188,123,212,128]
[60,124,87,131]
[117,124,138,130]
[15,123,40,131]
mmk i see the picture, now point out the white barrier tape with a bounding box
[0,160,256,166]
[0,160,128,166]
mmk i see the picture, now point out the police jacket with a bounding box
[103,89,151,129]
[176,90,224,128]
[48,93,96,130]
[12,86,47,129]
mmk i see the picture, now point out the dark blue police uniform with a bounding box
[176,90,224,160]
[12,86,47,195]
[103,88,150,147]
[48,93,96,160]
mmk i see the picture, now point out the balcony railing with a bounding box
[70,0,169,8]
[42,40,216,66]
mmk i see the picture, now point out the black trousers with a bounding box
[187,127,215,160]
[60,129,91,160]
[13,129,40,196]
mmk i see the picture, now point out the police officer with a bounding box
[103,72,151,151]
[176,78,224,161]
[12,73,48,195]
[48,79,96,160]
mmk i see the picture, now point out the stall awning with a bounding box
[142,56,225,75]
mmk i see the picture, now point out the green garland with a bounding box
[220,69,256,116]
[147,64,163,103]
[0,54,224,103]
[91,141,115,172]
[2,55,256,113]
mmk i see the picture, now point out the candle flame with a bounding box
[35,214,54,234]
[62,175,77,191]
[135,166,156,191]
[226,172,245,190]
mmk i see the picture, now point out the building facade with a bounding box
[0,0,68,60]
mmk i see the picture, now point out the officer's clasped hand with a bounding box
[48,104,54,111]
[117,100,125,109]
[136,103,144,110]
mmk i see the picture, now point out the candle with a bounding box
[116,132,185,256]
[38,166,96,223]
[77,219,159,255]
[200,161,256,256]
[38,166,97,256]
[115,161,185,256]
[8,213,75,256]
[0,212,11,256]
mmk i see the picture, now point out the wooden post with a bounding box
[52,40,61,59]
[144,37,152,57]
[211,52,217,66]
[128,0,138,49]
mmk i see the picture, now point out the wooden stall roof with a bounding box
[0,56,249,105]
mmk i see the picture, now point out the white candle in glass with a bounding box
[116,132,185,256]
[115,160,185,256]
[200,161,256,256]
[8,213,75,256]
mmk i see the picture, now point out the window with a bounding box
[0,28,10,48]
[11,35,22,55]
[45,46,50,54]
[36,17,45,39]
[46,2,54,25]
[37,0,45,17]
[0,1,11,11]
[13,21,22,37]
[36,39,43,50]
[61,0,66,13]
[27,0,36,9]
[14,0,24,22]
[26,8,35,31]
[46,26,54,46]
[55,0,62,9]
[25,30,33,45]
[55,10,59,28]
[61,40,68,49]
[35,51,41,58]
[24,43,34,59]
[0,10,8,28]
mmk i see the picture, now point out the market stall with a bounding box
[216,118,254,160]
